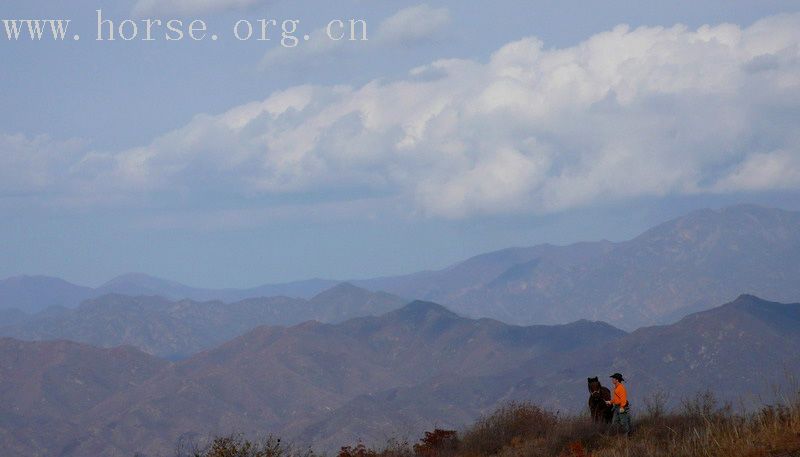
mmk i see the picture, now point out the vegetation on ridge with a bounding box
[186,390,800,457]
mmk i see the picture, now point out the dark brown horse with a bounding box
[588,377,613,423]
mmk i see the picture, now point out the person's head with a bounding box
[610,373,625,385]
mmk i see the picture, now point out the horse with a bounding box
[588,377,613,423]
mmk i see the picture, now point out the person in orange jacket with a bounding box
[605,373,632,435]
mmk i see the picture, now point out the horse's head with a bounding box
[588,377,601,393]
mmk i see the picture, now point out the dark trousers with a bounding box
[611,405,632,435]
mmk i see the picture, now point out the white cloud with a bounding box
[6,13,800,217]
[714,150,800,192]
[0,133,86,195]
[132,0,261,17]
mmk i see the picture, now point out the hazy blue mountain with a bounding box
[0,274,338,316]
[0,307,29,326]
[0,275,93,314]
[0,284,405,358]
[4,205,798,330]
[95,273,202,299]
[358,204,800,329]
[307,282,413,323]
[1,204,793,323]
[355,241,614,306]
[96,273,338,302]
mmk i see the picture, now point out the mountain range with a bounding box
[356,204,800,329]
[0,283,404,358]
[0,338,168,457]
[2,204,799,329]
[0,274,338,315]
[1,295,798,456]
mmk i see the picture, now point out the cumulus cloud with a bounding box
[714,150,800,191]
[5,13,800,217]
[0,134,87,196]
[132,0,261,17]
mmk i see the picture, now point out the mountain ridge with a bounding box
[0,295,798,455]
[2,204,799,329]
[0,284,406,358]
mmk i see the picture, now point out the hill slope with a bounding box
[0,338,168,457]
[293,295,800,450]
[1,296,798,455]
[514,294,800,410]
[67,302,624,456]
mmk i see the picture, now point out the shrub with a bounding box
[339,442,378,457]
[176,434,312,457]
[412,429,459,457]
[461,401,558,456]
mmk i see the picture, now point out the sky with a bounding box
[1,0,800,288]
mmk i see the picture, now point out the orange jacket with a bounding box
[612,383,628,407]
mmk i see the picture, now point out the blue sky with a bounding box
[1,0,800,287]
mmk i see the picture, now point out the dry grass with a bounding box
[337,391,800,457]
[187,391,800,457]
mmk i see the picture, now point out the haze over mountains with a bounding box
[356,204,800,329]
[0,283,405,358]
[2,205,799,329]
[1,203,799,455]
[1,295,797,456]
[0,274,337,315]
[0,338,168,457]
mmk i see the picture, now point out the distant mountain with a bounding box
[95,273,338,303]
[0,338,167,457]
[95,273,202,299]
[64,301,624,457]
[306,282,410,323]
[4,205,798,329]
[356,241,614,306]
[0,274,338,317]
[0,284,406,358]
[0,276,93,314]
[357,204,800,329]
[0,307,30,326]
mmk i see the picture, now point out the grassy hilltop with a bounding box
[186,390,800,457]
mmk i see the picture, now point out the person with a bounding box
[605,372,632,436]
